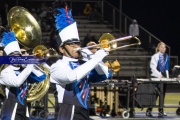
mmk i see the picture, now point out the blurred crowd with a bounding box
[0,1,103,53]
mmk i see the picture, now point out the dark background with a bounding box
[1,0,180,57]
[108,0,180,57]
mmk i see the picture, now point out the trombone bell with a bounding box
[77,33,141,52]
[99,33,117,51]
[98,33,141,51]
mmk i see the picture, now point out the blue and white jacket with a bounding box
[150,52,169,78]
[50,55,111,109]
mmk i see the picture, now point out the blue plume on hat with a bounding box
[1,32,16,46]
[54,6,75,32]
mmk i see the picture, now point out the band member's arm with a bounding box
[32,65,46,76]
[28,65,46,83]
[51,49,108,84]
[89,67,111,83]
[81,48,110,78]
[94,62,111,78]
[0,65,34,87]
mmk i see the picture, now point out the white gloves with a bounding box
[81,48,94,61]
[93,49,109,63]
[22,64,33,68]
[26,64,34,69]
[43,63,50,71]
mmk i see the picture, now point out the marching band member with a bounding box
[50,2,111,120]
[146,42,169,117]
[0,31,46,120]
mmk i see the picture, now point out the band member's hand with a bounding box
[26,64,34,69]
[81,48,94,60]
[161,75,165,78]
[22,64,34,68]
[178,75,180,78]
[21,64,27,68]
[42,63,50,71]
[94,49,109,62]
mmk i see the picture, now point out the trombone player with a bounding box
[50,1,111,120]
[0,30,46,120]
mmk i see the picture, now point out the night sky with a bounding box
[108,0,180,57]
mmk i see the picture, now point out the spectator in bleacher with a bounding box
[83,33,92,47]
[86,41,99,54]
[30,8,38,21]
[91,34,99,43]
[93,1,103,22]
[146,42,169,117]
[83,3,92,18]
[39,2,48,19]
[83,34,99,48]
[129,19,139,36]
[84,2,103,22]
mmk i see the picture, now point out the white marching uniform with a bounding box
[0,65,46,120]
[50,53,111,120]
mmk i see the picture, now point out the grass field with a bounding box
[38,93,180,113]
[134,93,180,112]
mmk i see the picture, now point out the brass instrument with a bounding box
[33,45,59,58]
[0,64,7,97]
[105,60,120,72]
[27,64,50,102]
[27,45,58,102]
[4,6,51,102]
[7,6,41,48]
[80,33,141,51]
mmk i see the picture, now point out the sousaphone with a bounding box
[7,6,41,48]
[6,6,50,102]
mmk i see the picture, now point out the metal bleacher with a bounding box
[75,17,150,79]
[73,0,179,79]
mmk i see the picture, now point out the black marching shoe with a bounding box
[146,110,153,117]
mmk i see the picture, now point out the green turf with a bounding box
[135,93,180,112]
[29,93,180,113]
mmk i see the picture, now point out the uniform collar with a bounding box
[8,65,20,70]
[158,52,164,56]
[62,56,78,62]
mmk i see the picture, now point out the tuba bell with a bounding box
[6,6,50,102]
[7,6,42,48]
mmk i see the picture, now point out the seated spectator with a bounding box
[83,34,99,47]
[83,33,92,47]
[86,41,99,54]
[88,2,103,22]
[83,3,92,18]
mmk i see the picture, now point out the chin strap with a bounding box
[62,45,72,58]
[62,46,82,60]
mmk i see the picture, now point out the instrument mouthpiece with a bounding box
[74,48,81,52]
